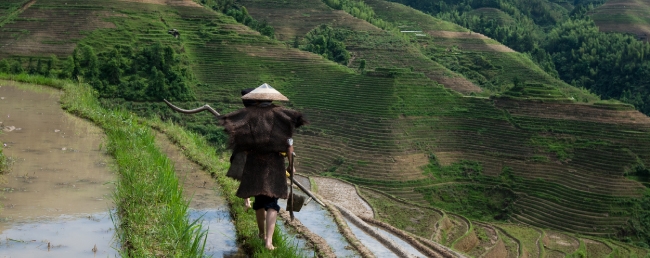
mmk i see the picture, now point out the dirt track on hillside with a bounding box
[118,0,201,7]
[427,74,483,94]
[312,177,374,218]
[427,31,516,52]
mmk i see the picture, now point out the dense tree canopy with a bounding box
[300,25,352,65]
[0,43,195,101]
[201,0,275,38]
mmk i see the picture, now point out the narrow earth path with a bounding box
[0,81,116,256]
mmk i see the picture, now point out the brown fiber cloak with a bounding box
[220,104,308,199]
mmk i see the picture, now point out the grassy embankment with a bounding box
[0,132,7,188]
[0,73,306,257]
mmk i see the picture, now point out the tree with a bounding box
[301,25,351,65]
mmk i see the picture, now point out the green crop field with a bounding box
[590,0,650,41]
[1,0,650,255]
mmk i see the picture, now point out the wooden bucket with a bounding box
[286,193,306,212]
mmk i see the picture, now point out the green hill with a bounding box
[1,0,650,255]
[590,0,650,42]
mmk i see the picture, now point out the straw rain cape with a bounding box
[220,104,308,199]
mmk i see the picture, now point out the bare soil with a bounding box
[456,43,515,53]
[496,99,650,125]
[117,0,201,7]
[427,31,491,40]
[241,0,381,41]
[583,238,613,258]
[427,31,515,52]
[467,224,499,257]
[543,230,579,254]
[483,240,508,258]
[427,74,483,95]
[312,176,374,218]
[0,8,119,58]
[453,229,479,252]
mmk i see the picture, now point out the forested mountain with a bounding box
[388,0,650,114]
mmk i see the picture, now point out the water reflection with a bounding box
[0,82,116,257]
[343,217,397,258]
[0,212,118,257]
[278,198,358,258]
[188,208,241,257]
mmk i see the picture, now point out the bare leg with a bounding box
[255,209,266,239]
[244,198,251,211]
[264,209,278,250]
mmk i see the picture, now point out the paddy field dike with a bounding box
[1,0,650,257]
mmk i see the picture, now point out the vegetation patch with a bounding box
[543,230,580,254]
[300,24,351,65]
[498,224,541,258]
[417,183,516,221]
[358,187,441,238]
[590,0,650,39]
[583,238,613,258]
[199,0,275,38]
[0,140,8,174]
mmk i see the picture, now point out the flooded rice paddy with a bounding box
[154,133,242,257]
[276,220,315,257]
[373,225,427,257]
[344,217,397,258]
[278,197,358,257]
[0,81,117,256]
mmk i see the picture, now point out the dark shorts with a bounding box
[253,195,280,212]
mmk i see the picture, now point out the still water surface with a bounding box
[0,81,117,257]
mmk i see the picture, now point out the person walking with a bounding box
[219,83,308,250]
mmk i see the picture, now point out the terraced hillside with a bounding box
[590,0,650,42]
[1,0,650,252]
[235,0,648,241]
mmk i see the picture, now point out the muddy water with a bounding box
[153,133,242,257]
[278,196,358,257]
[0,81,117,256]
[373,226,427,257]
[344,217,397,258]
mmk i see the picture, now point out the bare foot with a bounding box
[265,243,275,250]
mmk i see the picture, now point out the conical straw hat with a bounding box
[241,83,289,101]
